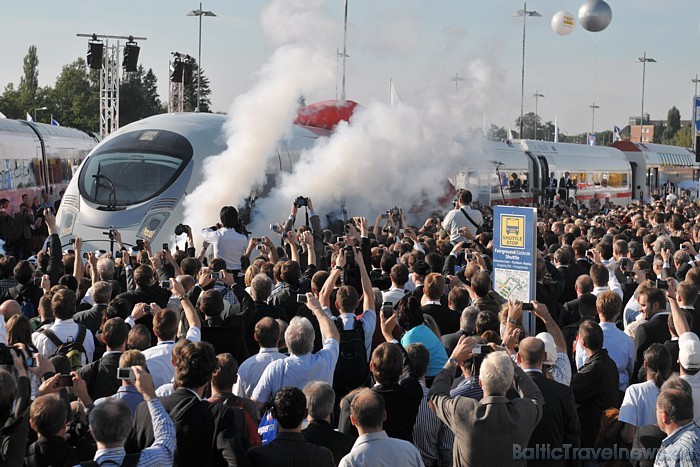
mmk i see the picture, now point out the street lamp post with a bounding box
[692,75,700,152]
[513,2,541,139]
[34,106,48,123]
[533,90,544,140]
[187,2,216,112]
[451,72,466,92]
[637,52,656,142]
[589,102,600,135]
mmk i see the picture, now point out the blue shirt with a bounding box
[251,338,339,403]
[94,385,145,415]
[576,321,634,391]
[655,421,700,466]
[401,324,448,377]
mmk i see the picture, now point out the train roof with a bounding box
[520,139,630,171]
[610,141,697,168]
[0,118,97,141]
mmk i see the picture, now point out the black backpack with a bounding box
[332,317,369,400]
[41,324,88,371]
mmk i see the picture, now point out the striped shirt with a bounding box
[80,399,175,467]
[655,421,700,467]
[413,382,453,467]
[450,376,483,400]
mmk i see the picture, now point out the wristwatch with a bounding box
[334,265,343,271]
[507,317,518,325]
[447,357,460,367]
[177,295,188,301]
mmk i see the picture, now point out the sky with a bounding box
[1,0,698,136]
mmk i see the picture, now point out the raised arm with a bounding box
[307,293,340,342]
[532,300,567,353]
[319,252,344,308]
[171,279,201,330]
[73,237,84,282]
[302,231,317,268]
[667,278,691,335]
[287,231,300,264]
[354,248,375,311]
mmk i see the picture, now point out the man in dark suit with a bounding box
[199,288,252,366]
[557,276,594,328]
[558,171,574,202]
[78,317,129,401]
[553,248,587,306]
[409,260,431,303]
[338,342,423,442]
[116,264,171,311]
[73,281,111,335]
[442,306,480,357]
[632,288,671,383]
[126,341,248,466]
[544,171,558,206]
[518,337,580,465]
[572,239,592,275]
[571,321,620,448]
[247,386,334,467]
[302,381,355,466]
[421,273,459,335]
[535,259,565,334]
[247,273,286,354]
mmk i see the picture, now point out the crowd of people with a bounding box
[1,188,700,466]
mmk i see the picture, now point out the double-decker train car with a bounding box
[610,140,698,200]
[0,119,97,209]
[454,139,635,207]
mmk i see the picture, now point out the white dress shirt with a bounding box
[200,227,248,271]
[234,347,286,399]
[32,318,95,365]
[143,327,201,389]
[382,286,407,307]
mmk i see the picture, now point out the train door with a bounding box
[522,150,541,204]
[537,156,550,191]
[629,162,637,199]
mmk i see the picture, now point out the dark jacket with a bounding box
[25,435,78,467]
[246,431,334,467]
[557,263,587,305]
[77,351,122,401]
[570,349,620,448]
[422,304,460,336]
[632,312,671,383]
[301,421,356,467]
[0,376,30,467]
[525,370,581,466]
[73,303,109,336]
[246,302,286,355]
[126,388,248,467]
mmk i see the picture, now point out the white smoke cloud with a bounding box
[249,59,499,233]
[183,0,336,233]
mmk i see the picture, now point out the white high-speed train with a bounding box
[0,119,97,208]
[57,101,699,251]
[56,112,331,251]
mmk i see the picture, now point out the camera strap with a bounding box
[460,208,480,230]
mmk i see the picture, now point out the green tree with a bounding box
[0,83,23,119]
[183,60,212,112]
[120,65,164,125]
[671,124,693,148]
[49,58,99,132]
[662,106,681,143]
[18,45,40,114]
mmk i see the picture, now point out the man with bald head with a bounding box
[0,299,20,344]
[338,388,423,467]
[518,337,581,464]
[558,275,595,328]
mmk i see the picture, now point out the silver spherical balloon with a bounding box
[578,0,612,33]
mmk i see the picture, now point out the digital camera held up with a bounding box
[294,196,308,208]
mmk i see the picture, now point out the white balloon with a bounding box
[578,0,612,33]
[551,11,576,36]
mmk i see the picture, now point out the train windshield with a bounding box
[77,129,193,207]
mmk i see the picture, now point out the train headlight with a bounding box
[137,212,170,241]
[60,209,78,237]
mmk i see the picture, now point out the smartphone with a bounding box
[252,237,261,243]
[162,243,168,251]
[144,304,151,314]
[115,250,122,259]
[381,302,394,319]
[33,275,42,286]
[57,374,73,388]
[116,367,134,381]
[472,344,492,356]
[270,224,282,234]
[296,294,308,304]
[70,238,76,244]
[25,353,36,368]
[256,244,264,251]
[161,280,170,290]
[522,303,534,311]
[211,271,221,280]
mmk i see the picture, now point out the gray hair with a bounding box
[285,316,315,356]
[250,273,272,302]
[92,281,112,304]
[460,306,480,333]
[303,381,335,421]
[480,351,514,396]
[89,401,132,445]
[96,257,116,281]
[653,236,675,255]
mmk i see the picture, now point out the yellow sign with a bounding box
[501,215,525,248]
